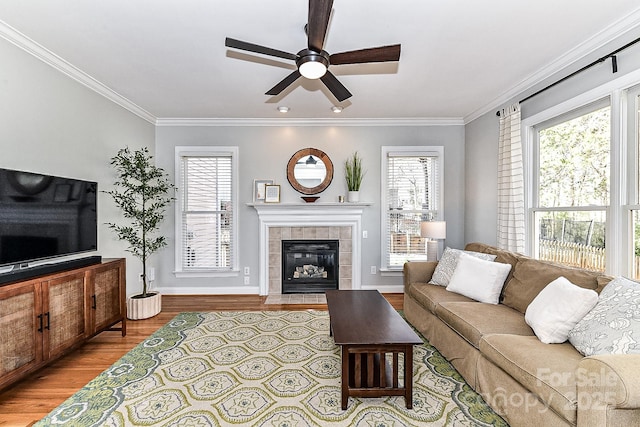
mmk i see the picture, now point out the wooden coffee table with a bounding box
[325,289,423,409]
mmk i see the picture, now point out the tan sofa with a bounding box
[403,242,640,427]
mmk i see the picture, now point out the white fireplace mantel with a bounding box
[250,203,371,295]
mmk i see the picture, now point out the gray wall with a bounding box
[464,114,499,245]
[0,38,155,295]
[154,124,465,293]
[464,28,640,249]
[10,19,640,294]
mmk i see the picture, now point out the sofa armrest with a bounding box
[403,261,437,293]
[576,354,640,425]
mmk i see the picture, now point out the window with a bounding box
[175,146,238,275]
[381,146,443,270]
[634,211,640,279]
[630,87,640,280]
[531,101,610,272]
[524,70,640,278]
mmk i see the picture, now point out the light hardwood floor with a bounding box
[0,294,403,426]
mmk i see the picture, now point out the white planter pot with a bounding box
[127,292,161,320]
[347,191,360,203]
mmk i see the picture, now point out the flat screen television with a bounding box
[0,167,98,269]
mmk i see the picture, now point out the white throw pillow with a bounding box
[445,252,511,304]
[525,276,598,344]
[429,247,497,287]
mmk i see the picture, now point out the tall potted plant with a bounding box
[105,147,174,320]
[345,151,365,202]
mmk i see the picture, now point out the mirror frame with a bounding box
[286,148,334,195]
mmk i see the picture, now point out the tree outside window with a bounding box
[534,105,610,271]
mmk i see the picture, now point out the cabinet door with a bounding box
[0,281,43,388]
[42,272,86,360]
[91,261,125,333]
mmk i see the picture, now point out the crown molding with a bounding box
[463,7,640,124]
[155,117,464,127]
[0,20,462,128]
[9,7,639,129]
[0,20,156,124]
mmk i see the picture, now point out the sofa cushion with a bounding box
[429,247,497,287]
[525,276,599,344]
[435,302,534,348]
[445,253,512,304]
[480,334,584,424]
[464,242,522,267]
[502,258,601,314]
[569,276,640,355]
[407,282,475,314]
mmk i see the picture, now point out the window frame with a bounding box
[174,146,239,277]
[626,84,640,278]
[521,79,634,276]
[380,145,444,273]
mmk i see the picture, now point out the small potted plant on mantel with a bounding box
[105,147,175,320]
[345,151,365,202]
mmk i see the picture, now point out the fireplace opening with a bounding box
[282,240,338,294]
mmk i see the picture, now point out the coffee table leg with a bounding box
[405,345,413,409]
[341,345,349,409]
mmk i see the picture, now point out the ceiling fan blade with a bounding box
[320,71,352,102]
[330,44,401,65]
[266,70,302,96]
[225,37,298,61]
[307,0,333,52]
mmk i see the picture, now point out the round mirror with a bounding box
[287,148,334,195]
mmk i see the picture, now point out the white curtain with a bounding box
[497,104,525,252]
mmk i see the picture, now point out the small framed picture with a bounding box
[264,184,281,203]
[253,179,274,203]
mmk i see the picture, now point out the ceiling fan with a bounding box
[224,0,401,102]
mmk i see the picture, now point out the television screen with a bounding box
[0,168,97,267]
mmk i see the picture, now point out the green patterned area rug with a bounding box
[37,311,507,426]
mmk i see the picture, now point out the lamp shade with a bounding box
[420,221,446,239]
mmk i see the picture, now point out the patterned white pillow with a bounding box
[568,276,640,355]
[429,247,497,287]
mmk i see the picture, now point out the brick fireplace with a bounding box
[251,203,368,295]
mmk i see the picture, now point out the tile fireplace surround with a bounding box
[251,203,369,296]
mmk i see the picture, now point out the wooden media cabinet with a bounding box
[0,258,126,390]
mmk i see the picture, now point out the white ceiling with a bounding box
[1,0,640,123]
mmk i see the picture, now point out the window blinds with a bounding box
[385,152,440,268]
[180,155,233,270]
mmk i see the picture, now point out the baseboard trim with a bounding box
[155,285,403,295]
[155,286,261,295]
[360,284,404,293]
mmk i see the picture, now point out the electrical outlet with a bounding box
[244,266,250,276]
[362,230,368,238]
[244,276,250,285]
[370,266,376,274]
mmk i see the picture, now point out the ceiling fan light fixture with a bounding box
[277,106,290,113]
[297,50,329,79]
[299,61,327,79]
[331,106,343,113]
[225,1,401,102]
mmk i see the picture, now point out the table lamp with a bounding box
[420,221,446,261]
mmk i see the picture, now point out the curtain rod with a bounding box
[496,35,640,117]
